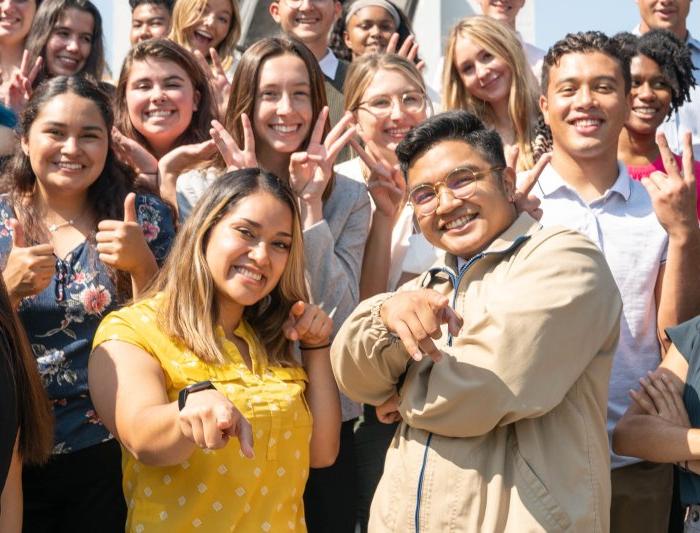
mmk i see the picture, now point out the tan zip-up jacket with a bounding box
[331,214,622,533]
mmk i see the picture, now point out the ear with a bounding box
[269,2,281,23]
[193,89,201,112]
[20,136,29,157]
[539,94,550,126]
[333,0,342,20]
[343,30,353,51]
[502,166,516,200]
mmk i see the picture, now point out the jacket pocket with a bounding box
[509,437,572,532]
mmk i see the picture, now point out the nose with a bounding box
[249,242,271,267]
[65,36,80,52]
[574,85,594,109]
[476,62,490,85]
[389,98,403,120]
[149,84,167,102]
[61,136,80,155]
[297,0,314,10]
[636,81,656,101]
[434,185,462,215]
[368,24,381,36]
[276,92,293,115]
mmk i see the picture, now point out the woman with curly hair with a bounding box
[614,29,700,218]
[0,75,175,531]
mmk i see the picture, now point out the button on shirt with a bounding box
[532,162,668,469]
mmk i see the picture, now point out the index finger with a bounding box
[28,56,43,83]
[241,113,256,158]
[656,132,681,179]
[681,131,696,188]
[209,48,225,75]
[19,49,30,75]
[236,416,255,459]
[193,49,211,75]
[310,106,329,146]
[505,144,519,171]
[397,35,415,57]
[386,32,399,54]
[517,152,551,196]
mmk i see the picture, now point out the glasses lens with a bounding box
[410,186,437,214]
[402,92,425,113]
[446,169,478,199]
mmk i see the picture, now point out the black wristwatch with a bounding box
[178,380,216,411]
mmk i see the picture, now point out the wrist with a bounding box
[299,340,331,351]
[300,200,323,228]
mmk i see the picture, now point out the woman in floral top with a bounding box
[0,75,175,532]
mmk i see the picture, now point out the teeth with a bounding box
[386,128,410,136]
[445,214,476,230]
[574,119,601,127]
[195,30,212,39]
[146,110,174,118]
[271,124,298,133]
[236,267,262,281]
[633,107,657,116]
[57,162,82,170]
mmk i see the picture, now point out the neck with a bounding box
[216,298,244,338]
[37,188,90,222]
[258,148,291,181]
[0,42,26,79]
[550,146,620,202]
[491,99,514,144]
[640,20,687,41]
[305,39,329,62]
[148,137,175,160]
[617,126,660,166]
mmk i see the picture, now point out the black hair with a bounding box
[129,0,174,12]
[611,29,696,116]
[542,31,631,94]
[396,110,506,177]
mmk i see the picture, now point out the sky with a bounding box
[533,0,700,50]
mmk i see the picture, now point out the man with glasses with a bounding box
[331,110,622,532]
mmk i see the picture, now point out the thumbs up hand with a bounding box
[2,218,55,305]
[96,193,157,280]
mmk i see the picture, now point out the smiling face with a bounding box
[21,92,108,199]
[130,3,171,45]
[205,191,293,313]
[479,0,525,26]
[45,7,94,76]
[454,34,513,107]
[637,0,691,38]
[125,58,200,156]
[540,51,629,164]
[186,0,233,57]
[625,54,673,136]
[0,0,36,46]
[355,68,427,157]
[253,53,313,155]
[269,0,341,52]
[343,6,397,58]
[408,139,515,259]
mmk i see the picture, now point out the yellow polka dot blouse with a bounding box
[93,295,312,532]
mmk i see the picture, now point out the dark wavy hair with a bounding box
[114,39,217,157]
[1,76,154,296]
[542,31,631,94]
[611,29,696,117]
[24,0,105,88]
[129,0,174,11]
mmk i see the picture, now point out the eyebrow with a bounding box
[556,75,618,85]
[131,75,185,84]
[239,218,293,238]
[43,121,105,132]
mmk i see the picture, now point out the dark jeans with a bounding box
[23,439,126,533]
[304,419,357,533]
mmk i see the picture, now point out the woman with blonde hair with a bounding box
[442,16,540,170]
[89,168,341,532]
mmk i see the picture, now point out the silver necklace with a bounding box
[47,219,75,233]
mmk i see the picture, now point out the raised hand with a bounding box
[178,387,255,456]
[283,301,333,348]
[386,33,425,71]
[210,115,257,171]
[2,219,55,304]
[3,51,42,114]
[96,193,156,277]
[379,289,463,363]
[350,138,406,219]
[506,145,551,221]
[642,132,698,238]
[112,128,159,182]
[289,108,356,203]
[194,48,232,118]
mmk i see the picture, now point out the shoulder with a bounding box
[329,172,370,205]
[333,158,363,184]
[517,224,609,269]
[93,295,161,348]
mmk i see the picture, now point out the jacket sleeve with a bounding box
[401,229,623,437]
[303,180,371,335]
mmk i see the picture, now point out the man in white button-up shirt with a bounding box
[535,30,700,533]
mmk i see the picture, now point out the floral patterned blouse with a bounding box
[0,194,175,455]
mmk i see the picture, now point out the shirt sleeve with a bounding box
[93,306,153,355]
[135,194,176,266]
[667,316,700,365]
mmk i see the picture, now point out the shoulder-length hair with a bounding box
[149,168,308,366]
[114,39,217,157]
[24,0,105,87]
[344,53,427,113]
[0,278,53,464]
[169,0,241,71]
[1,76,152,298]
[442,16,539,170]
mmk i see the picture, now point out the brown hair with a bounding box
[0,277,53,464]
[114,39,217,158]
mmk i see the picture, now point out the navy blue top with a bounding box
[667,316,700,505]
[0,194,175,454]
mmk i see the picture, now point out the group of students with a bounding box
[0,0,699,532]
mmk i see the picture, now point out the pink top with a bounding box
[627,154,700,219]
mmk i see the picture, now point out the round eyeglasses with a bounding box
[354,91,428,118]
[408,166,505,216]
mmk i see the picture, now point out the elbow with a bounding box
[611,418,633,457]
[309,439,340,469]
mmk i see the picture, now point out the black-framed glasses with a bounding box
[408,166,504,216]
[354,91,428,118]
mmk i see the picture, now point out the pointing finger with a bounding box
[517,152,551,196]
[310,106,329,147]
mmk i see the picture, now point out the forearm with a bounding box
[299,199,324,230]
[129,252,158,298]
[118,400,196,466]
[613,413,700,463]
[0,439,22,533]
[658,228,700,344]
[303,348,341,468]
[158,171,179,217]
[360,212,396,300]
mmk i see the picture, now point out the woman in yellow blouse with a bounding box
[88,168,341,532]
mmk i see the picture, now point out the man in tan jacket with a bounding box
[331,111,622,532]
